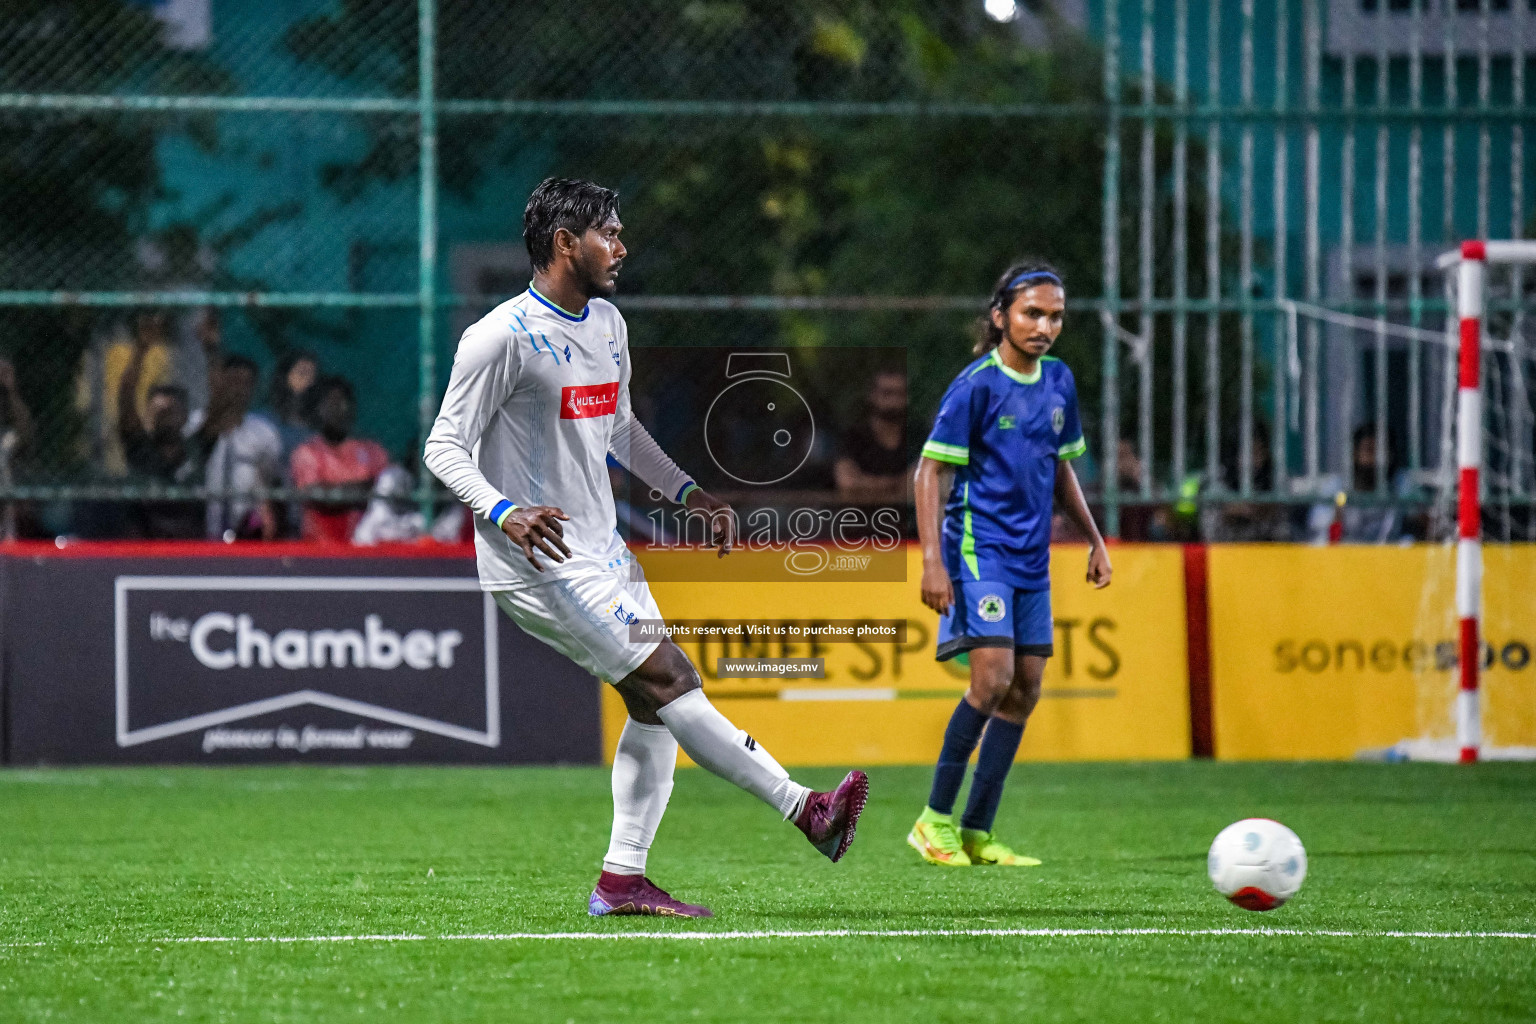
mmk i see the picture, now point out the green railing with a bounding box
[0,0,1530,540]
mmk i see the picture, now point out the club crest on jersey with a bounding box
[977,594,1007,623]
[606,333,621,368]
[561,382,620,419]
[1051,406,1065,434]
[998,414,1017,430]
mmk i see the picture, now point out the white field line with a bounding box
[5,928,1534,948]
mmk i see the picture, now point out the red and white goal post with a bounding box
[1440,239,1536,763]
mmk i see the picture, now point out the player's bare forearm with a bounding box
[1053,459,1101,544]
[914,457,955,614]
[914,458,949,561]
[1055,458,1112,588]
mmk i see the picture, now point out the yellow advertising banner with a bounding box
[1208,544,1536,759]
[603,544,1191,765]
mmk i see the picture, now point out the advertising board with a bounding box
[2,550,600,764]
[605,544,1192,765]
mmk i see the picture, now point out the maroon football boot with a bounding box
[794,770,869,863]
[587,872,713,918]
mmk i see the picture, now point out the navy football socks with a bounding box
[960,717,1025,832]
[926,698,987,814]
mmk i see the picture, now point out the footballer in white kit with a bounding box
[425,178,867,918]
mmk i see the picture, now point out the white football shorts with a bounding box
[492,562,663,683]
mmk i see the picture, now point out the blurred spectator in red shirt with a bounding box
[288,376,390,542]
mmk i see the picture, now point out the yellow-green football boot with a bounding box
[960,828,1042,866]
[906,807,970,866]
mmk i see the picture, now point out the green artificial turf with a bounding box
[1,762,1533,1023]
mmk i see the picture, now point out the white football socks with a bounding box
[602,718,678,876]
[656,688,810,820]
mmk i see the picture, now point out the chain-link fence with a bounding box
[0,0,1531,541]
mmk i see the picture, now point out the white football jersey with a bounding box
[424,286,693,591]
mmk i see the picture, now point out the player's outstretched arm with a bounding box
[914,456,954,614]
[1054,459,1111,588]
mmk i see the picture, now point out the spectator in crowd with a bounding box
[1349,424,1401,494]
[834,368,911,505]
[1050,439,1175,542]
[288,375,391,542]
[351,465,428,545]
[0,357,35,460]
[1307,425,1408,544]
[170,307,222,415]
[76,309,176,478]
[1113,438,1149,541]
[117,332,204,539]
[264,349,321,535]
[1201,423,1294,541]
[264,349,320,457]
[0,357,35,540]
[200,354,282,541]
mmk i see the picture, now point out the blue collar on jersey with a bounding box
[528,283,590,322]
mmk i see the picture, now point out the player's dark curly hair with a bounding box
[974,259,1065,356]
[522,177,621,271]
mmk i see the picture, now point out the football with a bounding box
[1208,818,1308,911]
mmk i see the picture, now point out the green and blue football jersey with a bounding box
[920,349,1086,591]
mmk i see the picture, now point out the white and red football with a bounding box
[1208,818,1308,911]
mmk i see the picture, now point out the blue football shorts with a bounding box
[936,580,1053,662]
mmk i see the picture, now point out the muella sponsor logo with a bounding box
[560,381,620,419]
[149,610,464,671]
